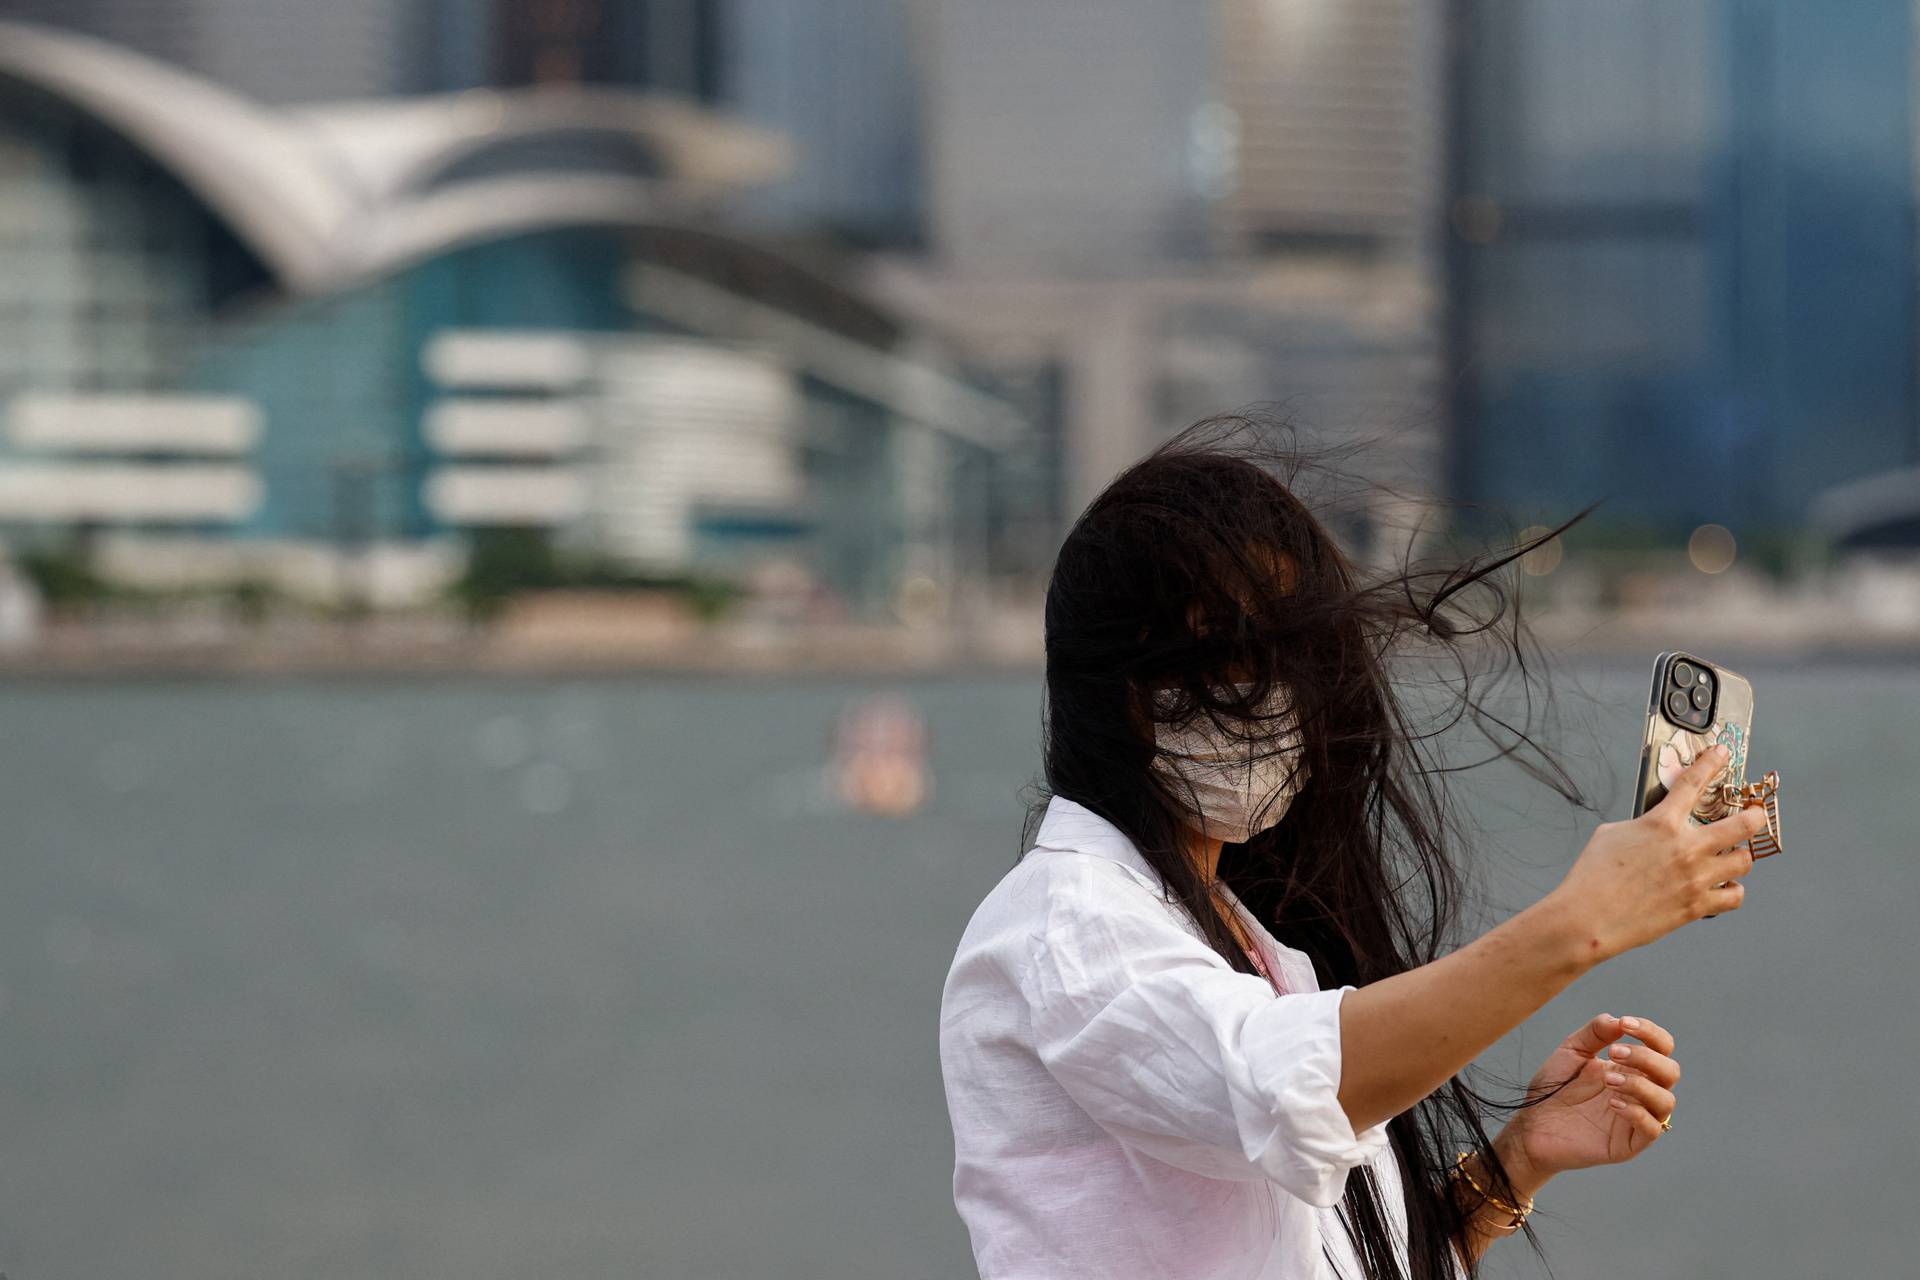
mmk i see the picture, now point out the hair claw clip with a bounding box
[1741,770,1781,858]
[1708,769,1781,858]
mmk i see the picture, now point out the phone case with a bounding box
[1630,650,1754,823]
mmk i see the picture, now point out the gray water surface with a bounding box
[0,665,1909,1278]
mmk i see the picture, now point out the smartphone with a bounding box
[1631,651,1755,917]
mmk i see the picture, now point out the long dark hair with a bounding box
[1033,411,1592,1279]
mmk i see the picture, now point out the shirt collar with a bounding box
[1031,793,1277,955]
[1034,798,1320,990]
[1032,793,1160,880]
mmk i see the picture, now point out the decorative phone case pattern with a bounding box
[1635,657,1754,823]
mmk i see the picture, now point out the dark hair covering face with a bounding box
[1031,412,1592,1280]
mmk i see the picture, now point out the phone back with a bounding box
[1632,651,1755,821]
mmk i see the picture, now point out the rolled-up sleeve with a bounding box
[1017,856,1390,1207]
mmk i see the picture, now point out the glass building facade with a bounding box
[0,81,267,403]
[1447,0,1918,537]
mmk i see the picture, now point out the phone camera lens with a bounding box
[1671,661,1695,687]
[1691,684,1712,710]
[1666,689,1692,719]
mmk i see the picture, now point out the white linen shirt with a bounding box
[940,795,1427,1280]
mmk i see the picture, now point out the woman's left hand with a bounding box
[1503,1011,1679,1176]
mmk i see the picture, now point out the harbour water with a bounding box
[0,661,1910,1278]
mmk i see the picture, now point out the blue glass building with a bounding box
[1446,0,1917,541]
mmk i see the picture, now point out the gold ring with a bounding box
[1659,1113,1673,1132]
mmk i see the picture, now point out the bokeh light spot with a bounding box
[1688,524,1736,574]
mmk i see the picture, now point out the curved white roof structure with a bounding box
[1809,466,1920,548]
[0,20,793,294]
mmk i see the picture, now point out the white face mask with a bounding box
[1150,681,1309,845]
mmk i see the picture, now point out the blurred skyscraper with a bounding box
[418,0,725,98]
[1213,1,1438,258]
[915,0,1436,272]
[723,0,921,248]
[1445,0,1918,539]
[875,0,1444,561]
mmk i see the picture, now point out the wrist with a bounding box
[1490,1122,1557,1200]
[1522,888,1610,976]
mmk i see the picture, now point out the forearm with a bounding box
[1449,1127,1556,1267]
[1337,891,1598,1133]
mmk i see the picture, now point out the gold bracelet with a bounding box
[1451,1172,1525,1233]
[1451,1151,1533,1231]
[1453,1151,1532,1226]
[1454,1151,1532,1214]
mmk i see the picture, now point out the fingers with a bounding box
[1565,1011,1676,1058]
[1653,742,1730,822]
[1698,840,1756,897]
[1608,1095,1669,1147]
[1562,1010,1629,1057]
[1704,880,1748,915]
[1706,842,1759,885]
[1609,1014,1675,1056]
[1690,809,1762,918]
[1600,1040,1680,1088]
[1695,803,1771,857]
[1603,1066,1676,1120]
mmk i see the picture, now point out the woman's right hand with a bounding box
[1548,743,1768,961]
[1335,741,1766,1134]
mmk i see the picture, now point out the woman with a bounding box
[938,419,1768,1279]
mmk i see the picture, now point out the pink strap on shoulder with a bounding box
[1246,940,1287,994]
